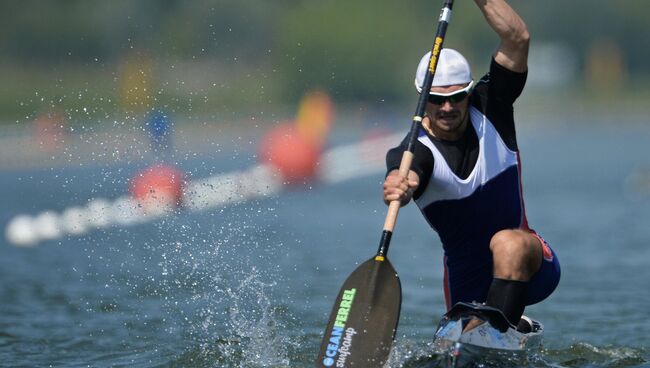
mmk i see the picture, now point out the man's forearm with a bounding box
[474,0,529,72]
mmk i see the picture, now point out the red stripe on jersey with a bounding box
[443,256,452,311]
[516,152,530,230]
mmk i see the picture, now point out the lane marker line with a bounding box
[4,132,403,247]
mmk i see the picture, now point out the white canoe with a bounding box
[433,302,543,367]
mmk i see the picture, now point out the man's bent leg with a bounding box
[486,229,543,326]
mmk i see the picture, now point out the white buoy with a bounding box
[112,196,152,225]
[184,171,239,210]
[87,198,112,229]
[5,215,39,247]
[60,206,89,235]
[32,211,62,241]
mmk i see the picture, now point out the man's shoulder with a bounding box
[470,72,491,111]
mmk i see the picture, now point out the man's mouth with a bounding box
[437,112,459,121]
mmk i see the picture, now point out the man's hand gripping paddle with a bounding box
[315,1,455,367]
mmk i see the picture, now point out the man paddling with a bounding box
[383,0,560,331]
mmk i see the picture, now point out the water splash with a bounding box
[213,269,293,367]
[154,206,299,367]
[382,338,650,368]
[541,342,648,368]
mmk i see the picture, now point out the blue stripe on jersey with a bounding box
[422,165,523,305]
[419,164,522,260]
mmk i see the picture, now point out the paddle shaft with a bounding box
[316,3,457,366]
[378,0,454,258]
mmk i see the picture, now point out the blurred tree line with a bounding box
[0,0,648,121]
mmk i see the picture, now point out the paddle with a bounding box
[315,1,455,366]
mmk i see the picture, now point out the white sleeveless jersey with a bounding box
[414,106,529,256]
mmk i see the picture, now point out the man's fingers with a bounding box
[383,172,418,205]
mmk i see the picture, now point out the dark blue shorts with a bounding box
[444,232,561,308]
[526,232,561,305]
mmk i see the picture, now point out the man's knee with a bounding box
[490,229,528,255]
[490,229,542,280]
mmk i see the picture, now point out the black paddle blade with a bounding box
[316,257,401,367]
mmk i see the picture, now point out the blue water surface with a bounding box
[1,119,649,367]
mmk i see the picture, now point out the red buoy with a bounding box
[258,122,320,184]
[130,164,185,213]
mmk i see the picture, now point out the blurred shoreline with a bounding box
[1,94,648,172]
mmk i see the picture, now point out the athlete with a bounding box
[383,0,560,331]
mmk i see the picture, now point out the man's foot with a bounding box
[464,316,535,333]
[462,318,486,332]
[516,315,533,333]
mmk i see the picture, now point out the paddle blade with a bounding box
[316,257,401,367]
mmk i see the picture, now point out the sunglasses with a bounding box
[427,81,474,105]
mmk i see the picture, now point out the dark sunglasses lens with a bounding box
[428,91,468,105]
[448,91,468,103]
[428,95,446,104]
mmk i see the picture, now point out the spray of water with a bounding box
[155,205,299,367]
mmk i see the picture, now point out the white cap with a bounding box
[414,48,472,93]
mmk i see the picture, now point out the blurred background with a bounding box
[1,1,649,367]
[0,1,648,133]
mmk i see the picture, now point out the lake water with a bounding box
[1,117,649,367]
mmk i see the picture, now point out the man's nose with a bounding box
[439,100,454,110]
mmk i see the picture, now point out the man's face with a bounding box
[424,83,472,140]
